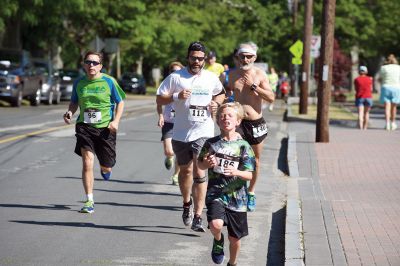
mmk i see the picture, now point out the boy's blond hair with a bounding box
[216,102,245,121]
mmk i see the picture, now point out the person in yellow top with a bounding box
[205,51,225,77]
[267,67,279,111]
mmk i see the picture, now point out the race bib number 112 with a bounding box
[188,105,207,122]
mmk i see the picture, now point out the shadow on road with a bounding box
[94,188,180,197]
[0,204,73,210]
[267,206,286,266]
[55,176,169,186]
[95,201,181,212]
[278,138,289,176]
[10,220,200,237]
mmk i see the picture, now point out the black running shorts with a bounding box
[161,122,174,141]
[74,123,117,167]
[172,138,207,166]
[206,200,248,239]
[236,117,268,145]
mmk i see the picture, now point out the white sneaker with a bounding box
[391,122,398,131]
[386,123,391,131]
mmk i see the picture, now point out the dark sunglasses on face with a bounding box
[84,60,101,66]
[238,54,255,60]
[189,56,205,62]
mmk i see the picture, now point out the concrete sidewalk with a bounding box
[285,104,400,265]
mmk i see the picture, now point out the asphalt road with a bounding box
[0,97,288,266]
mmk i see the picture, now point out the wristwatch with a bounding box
[250,83,257,91]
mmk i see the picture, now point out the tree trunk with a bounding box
[350,45,359,91]
[136,55,143,75]
[1,16,22,49]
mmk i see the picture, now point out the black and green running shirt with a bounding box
[71,74,126,128]
[199,135,256,212]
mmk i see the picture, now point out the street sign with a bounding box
[292,57,302,65]
[104,38,119,54]
[289,40,304,58]
[311,35,321,58]
[89,36,105,52]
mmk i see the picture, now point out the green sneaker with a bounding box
[247,193,256,212]
[211,233,225,264]
[80,200,94,213]
[171,174,179,185]
[164,157,174,170]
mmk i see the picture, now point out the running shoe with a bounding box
[171,174,179,185]
[227,263,237,266]
[386,123,391,131]
[211,233,225,264]
[80,200,94,213]
[247,193,256,212]
[164,157,174,170]
[191,215,206,232]
[391,122,398,131]
[182,200,193,226]
[100,170,112,180]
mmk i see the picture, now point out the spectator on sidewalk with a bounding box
[379,54,400,130]
[354,66,373,130]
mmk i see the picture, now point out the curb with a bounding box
[285,132,305,266]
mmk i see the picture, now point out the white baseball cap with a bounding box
[359,66,368,73]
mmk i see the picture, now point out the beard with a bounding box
[188,61,204,75]
[239,61,254,71]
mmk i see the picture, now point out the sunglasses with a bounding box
[189,56,205,62]
[84,60,101,66]
[238,54,255,60]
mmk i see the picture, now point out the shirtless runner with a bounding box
[227,41,275,211]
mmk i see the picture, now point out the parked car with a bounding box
[33,59,61,105]
[57,69,81,100]
[0,48,43,107]
[119,72,146,94]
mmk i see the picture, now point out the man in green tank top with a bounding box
[63,51,126,213]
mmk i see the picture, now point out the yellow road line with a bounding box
[0,124,73,144]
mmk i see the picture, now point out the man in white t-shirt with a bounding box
[156,41,225,232]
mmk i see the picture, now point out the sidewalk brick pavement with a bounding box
[288,119,400,265]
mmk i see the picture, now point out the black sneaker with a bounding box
[211,233,224,264]
[182,200,193,226]
[191,215,206,232]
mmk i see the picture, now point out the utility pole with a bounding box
[316,0,336,143]
[290,0,299,97]
[299,0,313,114]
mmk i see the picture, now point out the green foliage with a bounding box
[1,0,399,78]
[0,0,18,32]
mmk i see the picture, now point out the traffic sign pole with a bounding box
[300,0,313,115]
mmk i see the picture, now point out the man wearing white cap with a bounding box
[354,65,373,130]
[227,41,275,211]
